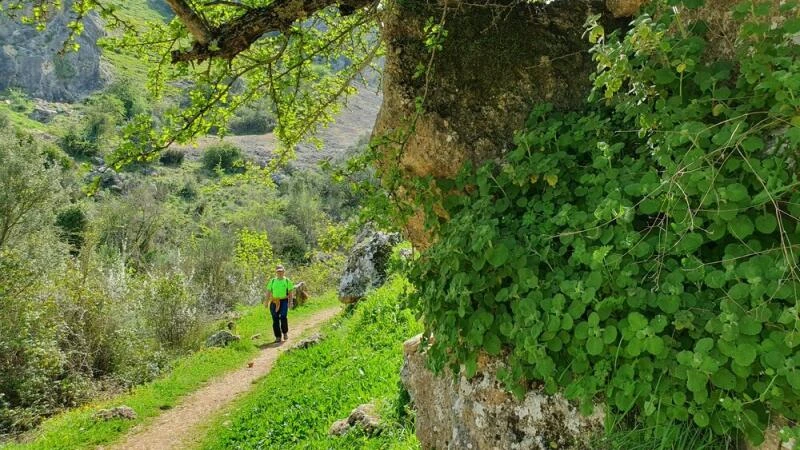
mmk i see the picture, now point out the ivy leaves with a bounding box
[409,0,800,445]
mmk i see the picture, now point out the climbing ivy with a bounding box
[408,0,800,444]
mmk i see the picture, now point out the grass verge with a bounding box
[195,276,422,450]
[2,294,340,450]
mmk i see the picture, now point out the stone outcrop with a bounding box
[328,403,382,436]
[292,281,310,308]
[93,405,137,421]
[401,335,604,450]
[205,330,240,348]
[290,332,324,351]
[338,225,401,303]
[0,0,108,102]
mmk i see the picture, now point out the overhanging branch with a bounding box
[165,0,214,45]
[170,0,376,63]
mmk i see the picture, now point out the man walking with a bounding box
[265,264,294,343]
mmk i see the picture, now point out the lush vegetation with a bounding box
[407,1,800,446]
[1,295,339,450]
[0,105,360,437]
[197,277,421,450]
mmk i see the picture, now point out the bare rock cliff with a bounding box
[0,1,108,101]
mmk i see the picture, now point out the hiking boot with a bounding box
[283,333,288,342]
[273,337,282,344]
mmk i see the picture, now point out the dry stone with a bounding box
[328,403,383,436]
[94,405,137,421]
[206,330,240,348]
[338,225,400,303]
[400,335,603,450]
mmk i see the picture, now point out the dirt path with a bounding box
[106,306,341,450]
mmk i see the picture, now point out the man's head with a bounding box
[276,264,285,277]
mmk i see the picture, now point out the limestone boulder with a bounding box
[328,403,382,436]
[400,335,604,450]
[206,330,240,348]
[338,226,400,303]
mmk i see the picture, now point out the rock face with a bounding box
[374,0,629,247]
[205,330,240,348]
[400,335,604,450]
[0,1,108,102]
[338,226,401,303]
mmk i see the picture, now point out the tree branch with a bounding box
[165,0,213,45]
[170,0,376,63]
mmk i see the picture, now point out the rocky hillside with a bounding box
[175,85,382,171]
[0,1,108,102]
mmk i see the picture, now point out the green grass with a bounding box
[196,277,422,450]
[2,295,340,450]
[594,413,739,450]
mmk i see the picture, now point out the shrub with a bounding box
[143,274,201,349]
[59,129,100,158]
[409,2,800,446]
[56,204,88,252]
[228,101,276,135]
[159,148,185,166]
[201,143,246,174]
[187,229,239,312]
[0,126,62,250]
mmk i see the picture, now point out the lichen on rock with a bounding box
[401,335,603,450]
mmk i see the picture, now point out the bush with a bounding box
[159,148,185,166]
[59,129,100,158]
[187,229,240,313]
[56,204,88,252]
[143,274,201,349]
[228,100,276,135]
[410,3,800,445]
[201,143,246,174]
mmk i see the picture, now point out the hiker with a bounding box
[265,264,294,343]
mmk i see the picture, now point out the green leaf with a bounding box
[484,332,502,356]
[734,343,757,366]
[693,410,710,428]
[711,368,737,390]
[686,369,707,393]
[695,338,714,354]
[728,216,755,240]
[755,214,777,234]
[704,270,726,289]
[487,243,510,268]
[587,336,604,356]
[646,336,666,356]
[726,183,749,202]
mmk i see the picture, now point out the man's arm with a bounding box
[265,280,273,305]
[287,280,294,302]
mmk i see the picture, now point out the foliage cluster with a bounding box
[0,112,362,435]
[408,0,800,445]
[198,277,421,450]
[2,295,340,450]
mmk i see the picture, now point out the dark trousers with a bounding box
[269,299,289,338]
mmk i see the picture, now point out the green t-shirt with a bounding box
[267,277,294,299]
